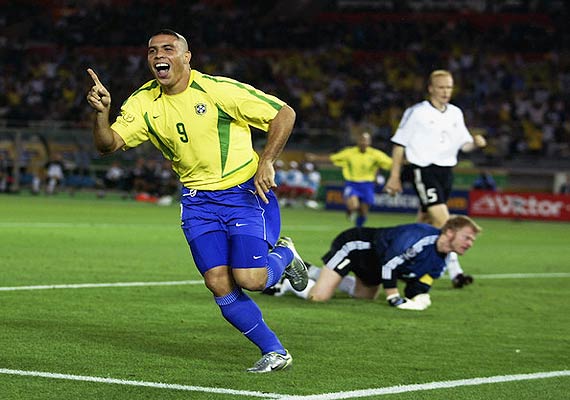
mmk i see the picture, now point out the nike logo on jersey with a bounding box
[152,115,159,119]
[253,256,263,260]
[235,223,248,227]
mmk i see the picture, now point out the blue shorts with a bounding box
[180,178,281,274]
[343,181,375,205]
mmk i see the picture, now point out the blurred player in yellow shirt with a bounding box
[330,132,392,227]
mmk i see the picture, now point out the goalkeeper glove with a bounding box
[387,294,427,311]
[452,273,474,289]
[410,293,431,309]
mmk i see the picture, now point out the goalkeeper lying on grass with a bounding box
[263,215,481,310]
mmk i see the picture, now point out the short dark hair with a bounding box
[149,29,189,49]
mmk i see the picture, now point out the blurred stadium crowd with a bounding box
[0,0,569,195]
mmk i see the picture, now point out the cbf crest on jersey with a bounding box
[195,103,207,115]
[121,111,135,123]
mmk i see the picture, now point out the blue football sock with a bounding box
[356,215,366,227]
[265,246,293,288]
[215,287,285,355]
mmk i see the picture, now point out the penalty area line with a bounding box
[280,370,570,400]
[0,368,285,399]
[1,272,568,292]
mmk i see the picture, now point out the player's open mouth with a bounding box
[155,63,170,79]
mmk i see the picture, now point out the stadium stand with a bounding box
[0,0,569,193]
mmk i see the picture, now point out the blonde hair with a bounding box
[428,69,453,86]
[441,215,482,234]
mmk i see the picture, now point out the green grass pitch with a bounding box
[0,193,569,399]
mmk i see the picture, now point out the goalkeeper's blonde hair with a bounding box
[442,215,482,234]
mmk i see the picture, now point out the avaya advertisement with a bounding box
[469,190,570,221]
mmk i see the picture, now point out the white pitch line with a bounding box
[1,272,568,293]
[279,370,570,400]
[0,222,172,229]
[0,280,203,292]
[0,221,335,232]
[0,368,284,399]
[476,272,570,279]
[1,369,568,400]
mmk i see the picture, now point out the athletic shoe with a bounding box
[247,350,292,373]
[276,237,308,291]
[452,273,474,289]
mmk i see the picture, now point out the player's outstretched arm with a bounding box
[305,152,333,163]
[461,134,487,153]
[86,68,125,154]
[384,145,405,195]
[255,105,296,203]
[86,68,111,113]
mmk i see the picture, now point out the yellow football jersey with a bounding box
[330,146,392,182]
[111,69,286,190]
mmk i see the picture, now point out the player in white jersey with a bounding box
[385,70,486,288]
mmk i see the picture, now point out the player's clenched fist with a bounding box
[473,134,487,148]
[86,68,111,113]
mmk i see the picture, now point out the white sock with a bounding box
[446,252,464,280]
[349,212,356,223]
[47,178,56,194]
[32,176,41,192]
[338,275,356,297]
[307,265,322,280]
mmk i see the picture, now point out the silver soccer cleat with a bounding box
[276,236,308,291]
[247,350,292,373]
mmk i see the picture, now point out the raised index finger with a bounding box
[87,68,103,87]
